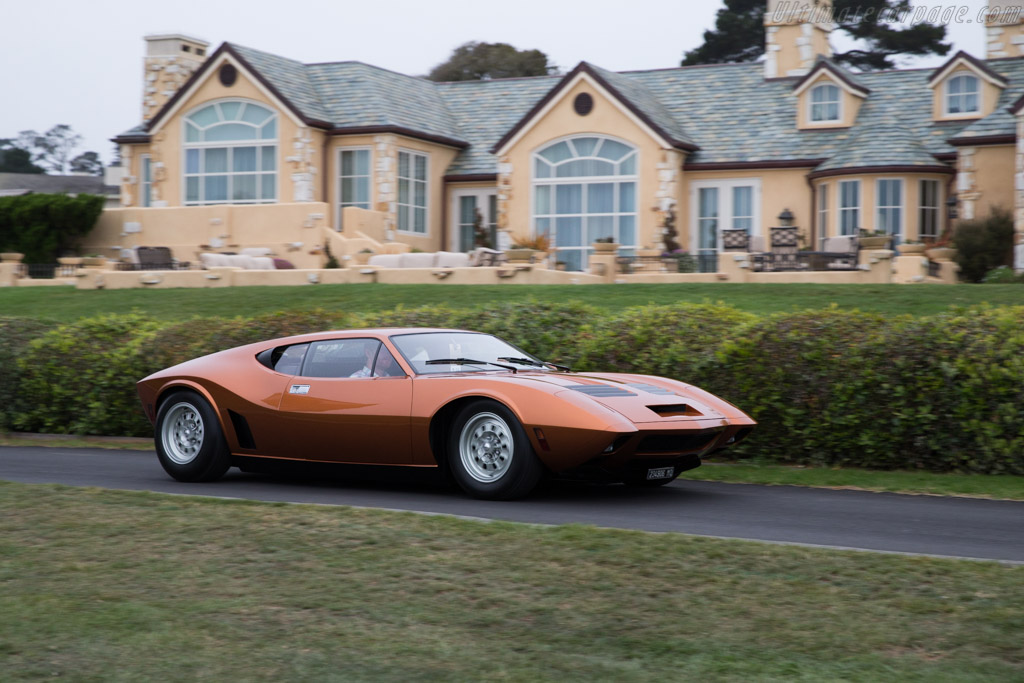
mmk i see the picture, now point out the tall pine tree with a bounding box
[682,0,951,70]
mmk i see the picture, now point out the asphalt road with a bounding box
[2,446,1023,563]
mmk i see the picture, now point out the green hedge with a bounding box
[5,302,1023,473]
[0,193,106,263]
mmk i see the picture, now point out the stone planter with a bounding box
[0,252,24,264]
[58,257,83,266]
[592,242,620,253]
[506,248,537,263]
[82,257,108,267]
[926,247,957,261]
[899,243,927,254]
[637,248,662,258]
[352,252,374,265]
[859,235,890,249]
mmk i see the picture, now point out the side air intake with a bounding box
[228,410,256,450]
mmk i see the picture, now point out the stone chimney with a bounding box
[764,0,833,78]
[985,5,1024,58]
[142,34,209,121]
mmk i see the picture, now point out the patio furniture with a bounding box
[762,226,808,272]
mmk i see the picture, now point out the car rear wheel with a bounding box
[448,400,543,500]
[155,390,231,482]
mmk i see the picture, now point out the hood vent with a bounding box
[648,404,703,418]
[569,385,637,397]
[625,382,677,396]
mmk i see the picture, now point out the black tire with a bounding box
[154,390,231,482]
[448,399,544,500]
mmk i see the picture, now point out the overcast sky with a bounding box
[0,0,991,166]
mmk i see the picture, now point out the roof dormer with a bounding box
[792,58,869,130]
[928,51,1007,122]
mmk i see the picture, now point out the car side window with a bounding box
[272,343,309,375]
[372,345,404,377]
[301,339,381,378]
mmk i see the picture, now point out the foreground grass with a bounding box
[1,483,1021,681]
[1,283,1021,321]
[690,462,1024,501]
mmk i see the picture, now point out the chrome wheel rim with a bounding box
[459,412,513,483]
[161,402,205,465]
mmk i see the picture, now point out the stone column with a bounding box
[1016,116,1024,271]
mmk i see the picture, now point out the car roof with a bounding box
[263,327,484,346]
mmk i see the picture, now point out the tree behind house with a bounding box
[682,0,951,70]
[428,42,559,81]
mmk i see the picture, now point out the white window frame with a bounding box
[809,82,842,123]
[875,177,904,242]
[945,72,980,116]
[139,154,152,208]
[688,178,763,253]
[838,179,860,235]
[450,187,498,252]
[531,134,640,271]
[817,182,829,245]
[919,179,942,241]
[181,99,278,206]
[336,146,373,230]
[396,149,429,235]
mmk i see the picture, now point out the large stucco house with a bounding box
[94,1,1024,272]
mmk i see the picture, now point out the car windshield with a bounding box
[390,332,541,375]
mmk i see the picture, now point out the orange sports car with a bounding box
[137,328,755,499]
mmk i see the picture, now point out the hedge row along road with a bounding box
[2,301,1022,474]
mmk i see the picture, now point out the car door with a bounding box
[275,338,413,464]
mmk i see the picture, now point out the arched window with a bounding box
[946,74,979,115]
[810,83,841,122]
[532,135,637,271]
[183,100,277,205]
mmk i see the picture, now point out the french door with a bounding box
[450,189,497,252]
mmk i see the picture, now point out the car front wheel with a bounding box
[448,400,543,500]
[154,390,231,482]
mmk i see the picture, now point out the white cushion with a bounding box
[399,252,439,268]
[435,251,471,268]
[367,254,402,268]
[249,256,276,270]
[748,236,765,253]
[822,236,855,253]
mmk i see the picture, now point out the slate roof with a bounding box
[119,41,1024,177]
[0,173,116,196]
[814,125,945,172]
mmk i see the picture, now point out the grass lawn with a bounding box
[1,482,1021,681]
[1,283,1021,322]
[690,462,1024,501]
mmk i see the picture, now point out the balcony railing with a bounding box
[617,253,718,274]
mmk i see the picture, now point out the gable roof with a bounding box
[490,61,699,155]
[928,50,1009,88]
[792,56,870,97]
[114,43,1024,178]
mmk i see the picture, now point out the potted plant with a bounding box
[592,236,620,253]
[507,234,550,263]
[924,232,957,261]
[82,254,108,267]
[353,248,375,265]
[858,229,891,249]
[899,240,927,254]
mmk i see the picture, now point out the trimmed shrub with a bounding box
[15,313,163,437]
[573,303,756,379]
[954,207,1015,282]
[982,266,1024,284]
[0,193,106,263]
[0,317,60,431]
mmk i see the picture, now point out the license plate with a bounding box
[646,467,675,480]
